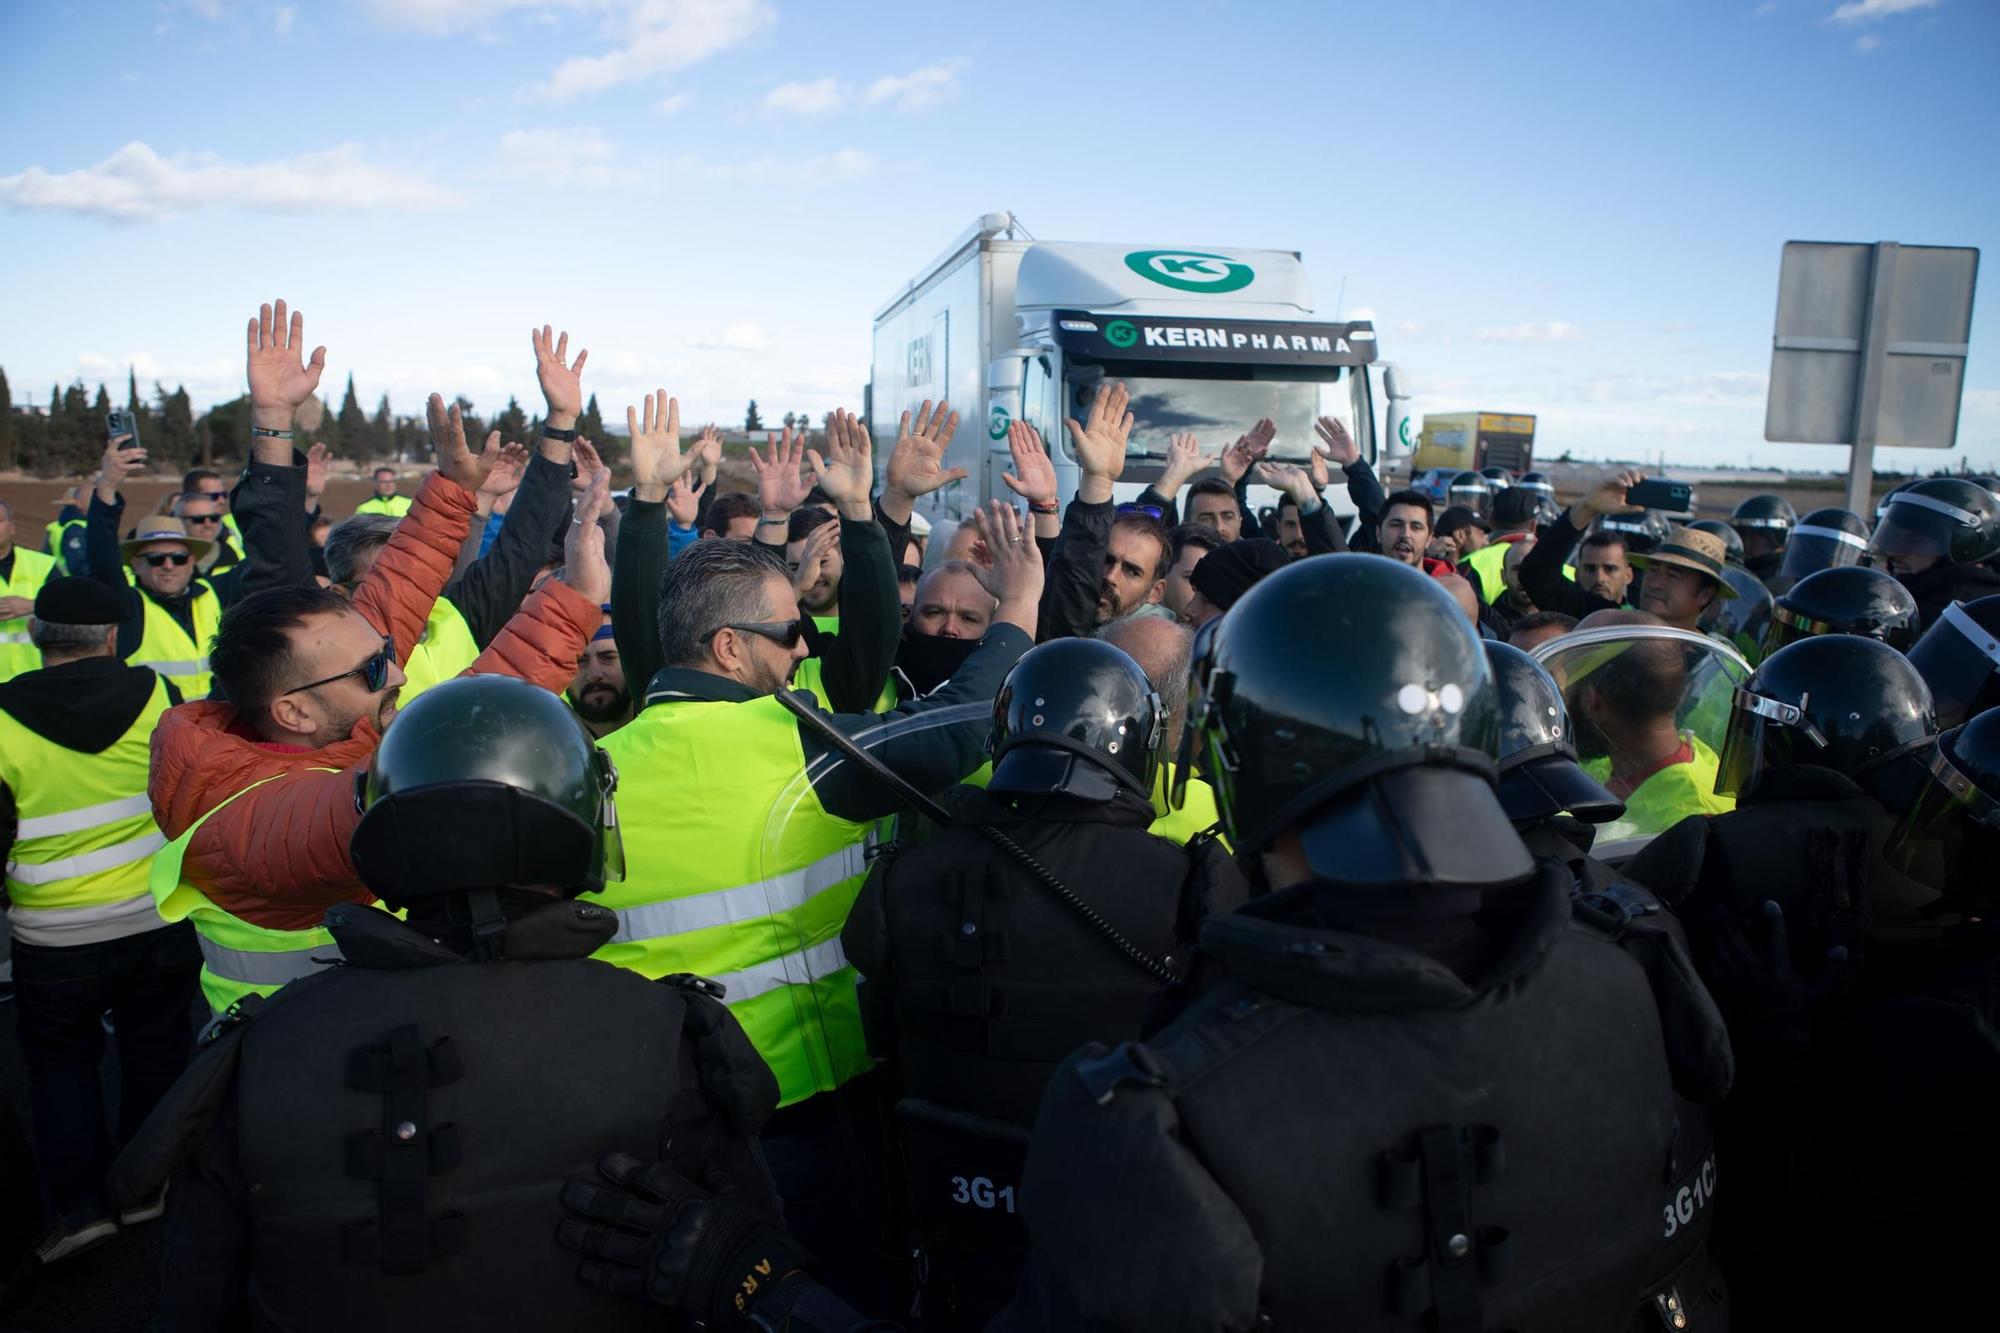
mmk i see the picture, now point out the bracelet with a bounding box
[251,426,293,439]
[1028,499,1060,515]
[541,424,578,442]
[758,514,788,525]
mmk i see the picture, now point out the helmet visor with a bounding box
[1869,493,1977,563]
[1777,525,1868,584]
[1910,601,2000,731]
[1886,735,2000,882]
[1715,687,1828,797]
[1763,603,1821,655]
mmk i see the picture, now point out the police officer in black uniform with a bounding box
[1729,494,1796,585]
[842,637,1245,1326]
[1485,640,1627,893]
[1617,634,1972,1325]
[1763,563,1920,655]
[1767,506,1870,596]
[1869,477,2000,629]
[554,557,1735,1332]
[111,676,783,1331]
[1908,592,2000,731]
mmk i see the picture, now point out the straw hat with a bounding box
[120,515,212,562]
[1628,525,1737,598]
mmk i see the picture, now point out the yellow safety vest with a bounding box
[1588,735,1736,845]
[44,520,85,574]
[399,597,481,701]
[587,693,874,1107]
[1462,538,1573,606]
[790,615,899,715]
[149,772,348,1016]
[132,583,221,699]
[1149,765,1226,847]
[0,675,173,942]
[354,495,413,518]
[0,546,58,682]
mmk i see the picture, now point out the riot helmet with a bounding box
[1516,471,1561,525]
[1687,519,1745,566]
[1182,555,1531,886]
[1731,494,1798,542]
[1448,471,1491,517]
[350,675,625,906]
[1907,594,2000,731]
[1887,709,2000,894]
[1773,508,1869,590]
[1715,635,1936,799]
[1483,641,1623,825]
[1766,565,1920,655]
[1875,478,1920,525]
[1478,466,1513,488]
[1699,563,1775,664]
[988,638,1164,800]
[1868,478,2000,571]
[1593,509,1670,556]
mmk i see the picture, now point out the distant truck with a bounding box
[867,213,1412,528]
[1411,411,1537,476]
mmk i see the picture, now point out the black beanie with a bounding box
[33,576,128,625]
[1188,539,1291,612]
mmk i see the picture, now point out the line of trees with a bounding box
[0,365,613,478]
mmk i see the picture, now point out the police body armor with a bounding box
[997,864,1730,1333]
[111,902,779,1331]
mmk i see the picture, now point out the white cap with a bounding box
[909,511,933,536]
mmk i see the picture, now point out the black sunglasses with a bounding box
[710,619,805,649]
[141,552,192,568]
[284,635,397,697]
[196,490,227,502]
[1116,502,1165,521]
[182,513,223,525]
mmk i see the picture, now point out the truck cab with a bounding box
[870,214,1410,535]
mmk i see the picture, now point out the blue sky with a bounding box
[2,0,1996,472]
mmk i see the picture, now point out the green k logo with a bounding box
[1104,319,1139,349]
[988,404,1010,440]
[1124,249,1255,294]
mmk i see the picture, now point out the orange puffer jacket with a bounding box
[148,471,599,930]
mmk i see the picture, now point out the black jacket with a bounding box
[844,785,1246,1127]
[440,451,576,650]
[993,864,1729,1332]
[1898,559,2000,634]
[109,895,781,1333]
[1519,509,1622,621]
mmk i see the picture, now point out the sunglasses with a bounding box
[141,552,192,568]
[284,635,397,697]
[196,491,227,502]
[711,619,805,649]
[1116,502,1166,520]
[182,513,223,525]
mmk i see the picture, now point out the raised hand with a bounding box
[696,425,722,489]
[1255,460,1317,508]
[972,501,1044,635]
[304,442,331,501]
[1313,415,1359,467]
[531,325,588,429]
[790,519,839,599]
[1065,382,1134,497]
[246,298,327,432]
[884,400,966,502]
[96,434,145,502]
[809,410,874,517]
[666,472,706,528]
[1000,420,1059,510]
[625,390,694,499]
[426,393,505,493]
[572,438,611,493]
[560,469,614,606]
[1157,431,1212,498]
[477,439,532,509]
[1220,418,1275,485]
[1578,467,1647,522]
[749,426,813,517]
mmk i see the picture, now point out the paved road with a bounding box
[1,993,171,1333]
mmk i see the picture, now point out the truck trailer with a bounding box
[867,213,1411,531]
[1411,411,1537,476]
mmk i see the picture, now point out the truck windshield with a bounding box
[1073,372,1331,461]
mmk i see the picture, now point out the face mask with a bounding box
[897,627,983,695]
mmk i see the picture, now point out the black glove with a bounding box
[1707,899,1852,1061]
[557,1152,810,1327]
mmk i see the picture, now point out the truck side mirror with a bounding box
[1382,363,1411,402]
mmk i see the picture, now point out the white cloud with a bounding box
[490,132,873,192]
[1828,0,1937,23]
[699,148,874,185]
[1965,389,2000,417]
[1562,372,1768,407]
[0,141,461,222]
[1855,32,1883,49]
[763,77,844,116]
[186,0,222,19]
[690,322,770,351]
[274,5,297,37]
[360,0,591,34]
[861,60,964,112]
[1753,2,1779,14]
[1470,320,1585,344]
[654,90,694,115]
[77,351,240,406]
[1344,305,1378,322]
[532,0,774,101]
[495,127,643,186]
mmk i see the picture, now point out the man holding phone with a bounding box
[1521,468,1728,632]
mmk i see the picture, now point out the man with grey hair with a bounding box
[1095,614,1226,845]
[588,475,1043,1288]
[897,558,999,695]
[0,578,200,1263]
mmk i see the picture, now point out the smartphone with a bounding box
[1625,479,1692,513]
[106,408,139,446]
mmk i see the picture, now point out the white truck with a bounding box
[868,213,1412,533]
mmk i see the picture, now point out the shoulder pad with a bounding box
[657,972,729,1002]
[1572,881,1665,936]
[1072,1041,1169,1106]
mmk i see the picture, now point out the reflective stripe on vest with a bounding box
[589,692,874,1107]
[0,546,58,681]
[150,770,346,1015]
[132,584,220,697]
[0,676,173,919]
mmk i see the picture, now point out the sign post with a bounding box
[1764,240,1979,516]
